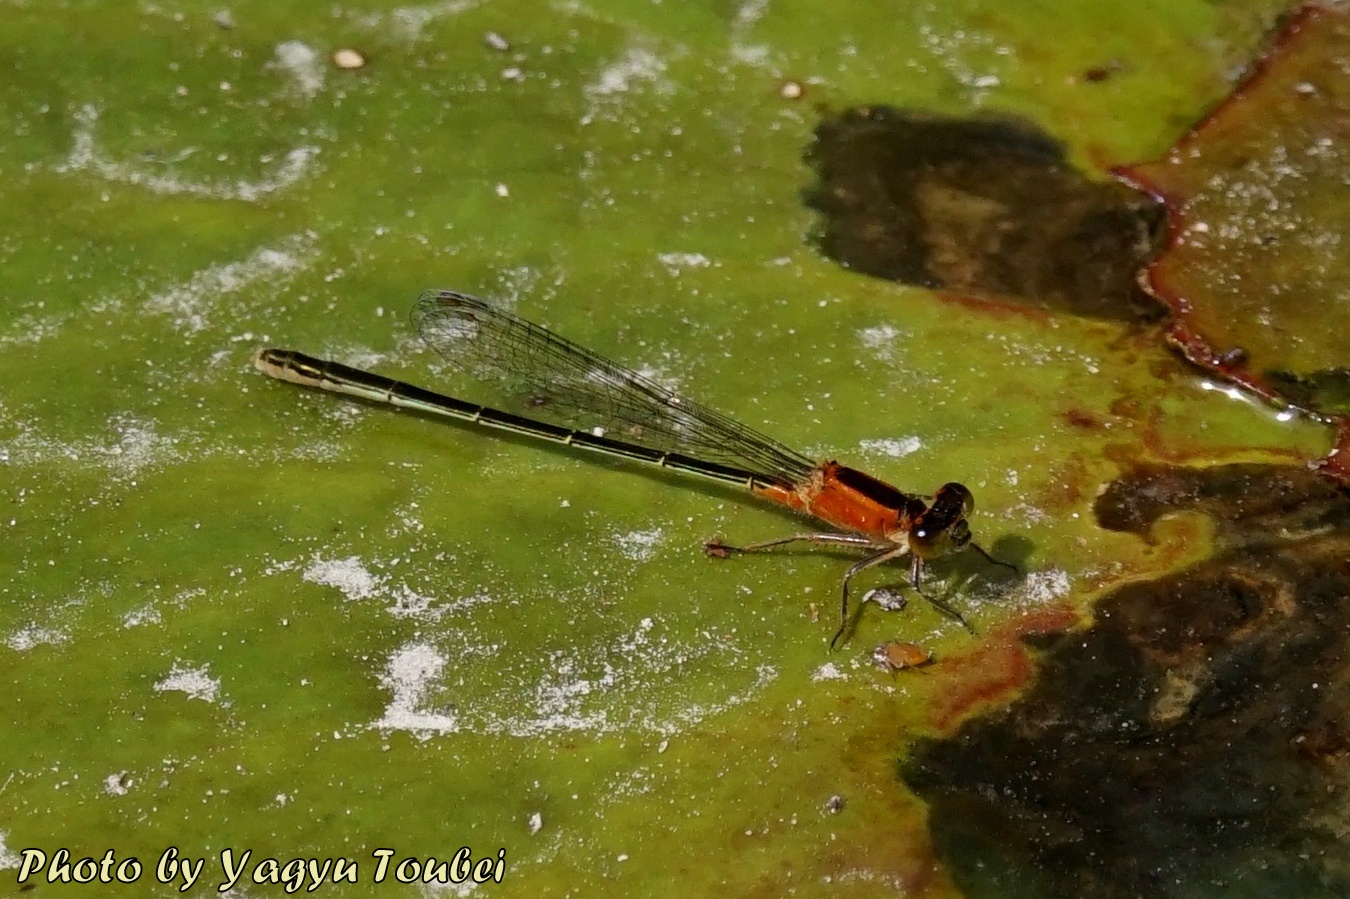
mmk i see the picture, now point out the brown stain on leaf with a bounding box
[926,605,1082,734]
[904,462,1350,898]
[1059,408,1110,431]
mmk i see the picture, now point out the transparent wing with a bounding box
[412,290,816,488]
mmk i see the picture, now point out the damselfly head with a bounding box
[931,482,975,517]
[910,482,975,559]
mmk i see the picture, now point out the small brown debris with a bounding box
[872,640,934,673]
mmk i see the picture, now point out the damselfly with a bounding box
[254,290,1013,647]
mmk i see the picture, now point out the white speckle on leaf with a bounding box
[372,643,460,737]
[143,233,318,333]
[5,624,68,652]
[582,45,672,124]
[811,663,847,682]
[273,40,324,97]
[154,663,221,703]
[303,555,382,601]
[58,105,320,201]
[657,251,712,274]
[858,437,922,459]
[612,528,664,563]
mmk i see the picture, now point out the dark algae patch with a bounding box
[805,106,1164,323]
[904,462,1350,899]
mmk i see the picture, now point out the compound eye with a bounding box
[933,483,974,517]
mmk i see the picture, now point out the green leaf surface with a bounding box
[0,1,1321,896]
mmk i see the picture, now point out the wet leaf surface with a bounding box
[1117,2,1350,477]
[0,0,1323,896]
